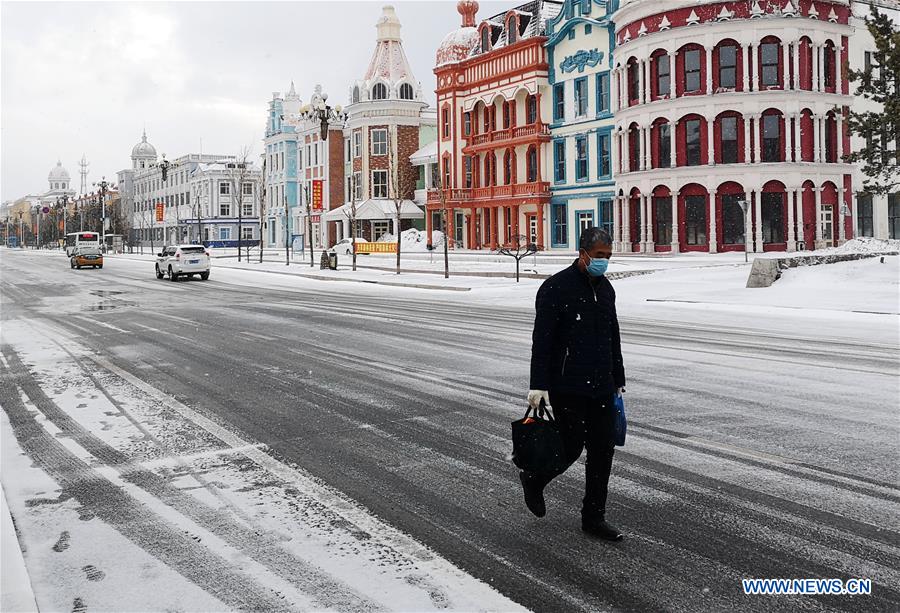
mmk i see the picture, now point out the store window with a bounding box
[685,195,707,245]
[762,192,785,243]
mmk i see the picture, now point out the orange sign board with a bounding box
[355,242,397,254]
[155,203,164,222]
[312,180,324,211]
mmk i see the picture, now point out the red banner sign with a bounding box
[312,180,323,212]
[155,203,164,222]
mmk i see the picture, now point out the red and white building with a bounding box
[610,0,856,253]
[428,0,563,249]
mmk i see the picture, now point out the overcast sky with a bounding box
[1,0,510,201]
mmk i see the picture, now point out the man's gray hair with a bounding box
[579,227,612,252]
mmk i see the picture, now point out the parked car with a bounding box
[328,238,369,256]
[70,247,103,269]
[155,244,210,281]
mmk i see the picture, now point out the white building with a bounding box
[848,0,899,240]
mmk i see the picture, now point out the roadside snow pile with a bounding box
[379,229,446,252]
[827,237,900,254]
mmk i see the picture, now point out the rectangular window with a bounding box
[685,49,701,92]
[243,201,253,216]
[763,114,781,162]
[685,119,701,166]
[219,227,231,240]
[824,46,835,88]
[889,193,900,240]
[722,193,746,245]
[242,226,253,240]
[574,78,588,117]
[685,195,707,245]
[762,192,785,243]
[353,132,362,158]
[653,197,672,245]
[552,203,567,246]
[628,62,639,100]
[598,199,613,236]
[464,112,472,136]
[856,193,873,237]
[825,118,836,163]
[658,124,671,168]
[761,42,779,87]
[598,133,611,177]
[242,182,253,196]
[371,129,388,156]
[219,200,230,216]
[372,170,388,198]
[464,157,473,188]
[597,72,610,113]
[575,136,588,181]
[721,116,738,164]
[354,172,362,200]
[219,182,230,195]
[553,83,565,121]
[344,138,351,163]
[719,45,737,88]
[656,55,670,97]
[442,108,450,138]
[577,211,594,245]
[554,140,566,182]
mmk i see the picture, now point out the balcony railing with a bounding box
[427,181,550,205]
[464,123,551,148]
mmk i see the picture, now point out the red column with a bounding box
[537,203,545,249]
[426,206,433,247]
[469,208,477,249]
[512,205,520,239]
[447,208,455,249]
[491,207,498,250]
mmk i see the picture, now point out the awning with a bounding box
[409,141,437,165]
[323,198,424,222]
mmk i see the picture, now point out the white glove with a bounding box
[615,387,626,397]
[527,390,551,410]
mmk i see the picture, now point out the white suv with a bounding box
[155,245,211,281]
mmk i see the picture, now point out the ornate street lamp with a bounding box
[159,155,171,182]
[93,177,115,251]
[293,85,347,142]
[56,194,69,246]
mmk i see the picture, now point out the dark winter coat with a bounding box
[529,262,626,399]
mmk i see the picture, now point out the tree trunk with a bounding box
[396,212,401,275]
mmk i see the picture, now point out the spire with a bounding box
[142,129,148,143]
[376,5,402,42]
[458,0,478,27]
[288,80,297,96]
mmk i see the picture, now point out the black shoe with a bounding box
[582,518,623,541]
[519,471,546,518]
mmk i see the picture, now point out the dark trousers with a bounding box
[527,392,616,520]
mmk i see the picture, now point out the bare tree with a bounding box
[228,147,253,263]
[343,173,360,272]
[387,128,418,275]
[498,234,538,283]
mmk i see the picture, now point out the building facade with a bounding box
[429,0,563,249]
[546,0,618,249]
[611,0,856,254]
[263,85,301,248]
[328,5,434,243]
[848,0,899,240]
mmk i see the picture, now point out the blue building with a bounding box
[264,84,301,248]
[545,0,618,249]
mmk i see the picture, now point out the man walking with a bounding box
[522,227,625,541]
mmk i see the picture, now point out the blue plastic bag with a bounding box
[613,394,627,446]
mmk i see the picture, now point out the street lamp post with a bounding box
[56,195,69,247]
[159,156,171,244]
[17,211,24,248]
[93,177,113,251]
[283,85,347,265]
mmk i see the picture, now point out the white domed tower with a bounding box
[131,129,158,170]
[48,160,71,192]
[436,1,480,67]
[348,5,424,105]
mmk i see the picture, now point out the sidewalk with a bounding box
[1,483,39,613]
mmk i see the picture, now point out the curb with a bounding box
[1,483,39,613]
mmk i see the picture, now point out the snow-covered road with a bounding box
[1,249,898,612]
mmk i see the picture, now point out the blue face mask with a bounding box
[586,256,609,277]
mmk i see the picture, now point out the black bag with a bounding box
[511,403,567,474]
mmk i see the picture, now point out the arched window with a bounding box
[507,17,517,45]
[352,86,360,104]
[481,27,490,52]
[372,83,388,100]
[503,149,515,185]
[759,38,781,87]
[761,110,784,162]
[526,146,538,182]
[399,83,414,100]
[526,94,537,124]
